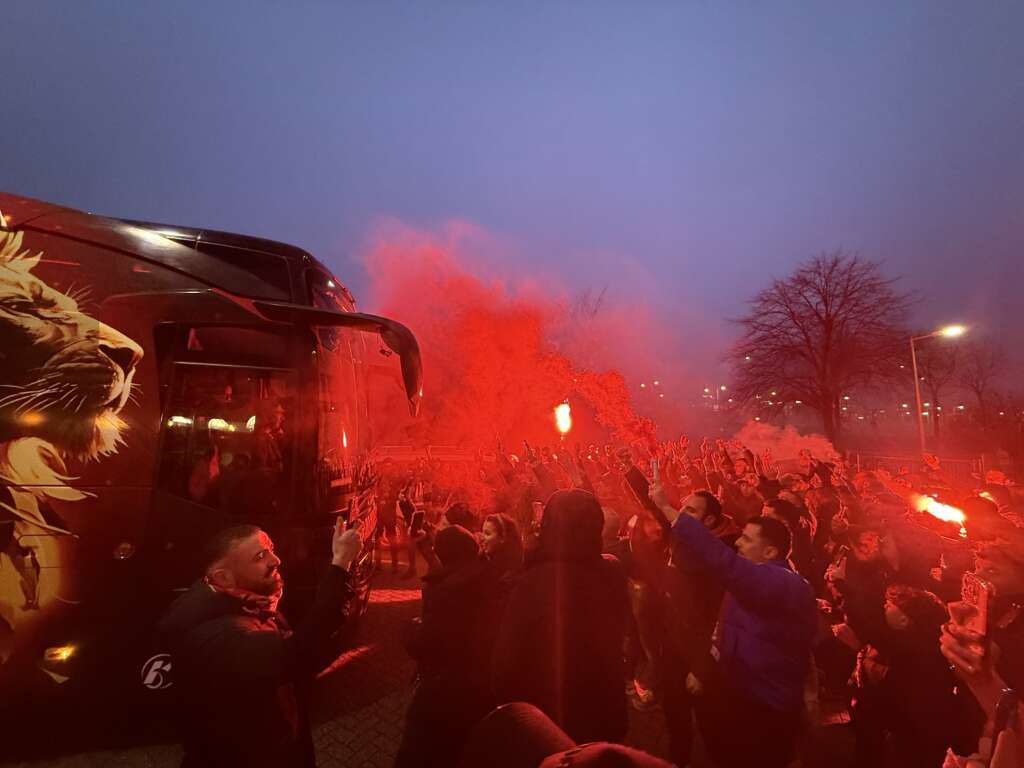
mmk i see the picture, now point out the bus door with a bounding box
[148,325,304,595]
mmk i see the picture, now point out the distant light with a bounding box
[703,387,710,394]
[937,406,943,411]
[771,391,777,396]
[842,406,848,411]
[901,403,909,409]
[168,415,194,428]
[640,383,647,389]
[794,400,802,405]
[843,395,851,401]
[19,411,45,426]
[653,380,660,386]
[744,356,751,361]
[727,398,733,403]
[858,416,865,420]
[720,385,727,391]
[327,280,336,289]
[957,405,966,411]
[940,324,966,338]
[342,429,349,448]
[999,411,1006,416]
[922,411,930,416]
[767,401,774,406]
[44,645,77,663]
[245,415,256,432]
[659,393,665,398]
[208,418,231,431]
[754,416,761,422]
[923,402,931,407]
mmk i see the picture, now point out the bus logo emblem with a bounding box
[141,654,173,690]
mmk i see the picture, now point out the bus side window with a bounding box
[157,365,295,519]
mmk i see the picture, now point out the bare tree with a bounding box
[915,339,961,439]
[729,251,909,443]
[959,340,1007,426]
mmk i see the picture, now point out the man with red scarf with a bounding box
[158,522,361,767]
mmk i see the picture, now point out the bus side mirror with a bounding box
[251,300,423,416]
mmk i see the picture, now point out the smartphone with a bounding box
[531,501,544,525]
[993,688,1019,749]
[961,572,994,637]
[409,510,425,538]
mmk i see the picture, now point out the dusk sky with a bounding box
[3,1,1022,366]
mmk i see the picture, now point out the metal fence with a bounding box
[849,453,984,485]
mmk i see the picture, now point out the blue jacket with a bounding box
[670,514,816,713]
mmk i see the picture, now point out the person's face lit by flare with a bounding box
[851,531,880,562]
[736,523,778,564]
[209,530,282,596]
[481,519,502,555]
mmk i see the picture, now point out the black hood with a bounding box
[157,580,242,643]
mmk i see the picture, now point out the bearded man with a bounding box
[158,522,361,767]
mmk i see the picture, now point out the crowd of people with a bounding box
[158,433,1024,767]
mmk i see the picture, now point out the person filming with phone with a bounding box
[941,534,1024,767]
[158,522,362,767]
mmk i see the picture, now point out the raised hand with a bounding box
[332,521,362,571]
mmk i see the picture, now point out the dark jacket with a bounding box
[396,557,507,768]
[854,628,961,767]
[493,489,630,743]
[662,525,731,682]
[157,566,355,768]
[670,513,816,713]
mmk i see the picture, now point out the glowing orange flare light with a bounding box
[913,494,967,538]
[554,402,572,435]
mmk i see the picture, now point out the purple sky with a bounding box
[3,1,1022,368]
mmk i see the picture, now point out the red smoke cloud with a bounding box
[359,222,658,449]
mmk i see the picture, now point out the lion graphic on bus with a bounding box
[0,230,143,657]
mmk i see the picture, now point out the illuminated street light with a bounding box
[911,324,967,456]
[720,385,727,391]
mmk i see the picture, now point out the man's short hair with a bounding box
[202,525,261,574]
[748,516,792,560]
[693,490,723,524]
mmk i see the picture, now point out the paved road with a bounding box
[3,570,421,768]
[4,566,771,768]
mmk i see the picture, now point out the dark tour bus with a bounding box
[0,192,422,719]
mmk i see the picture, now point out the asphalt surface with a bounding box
[2,560,852,768]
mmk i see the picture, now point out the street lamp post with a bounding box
[909,325,965,456]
